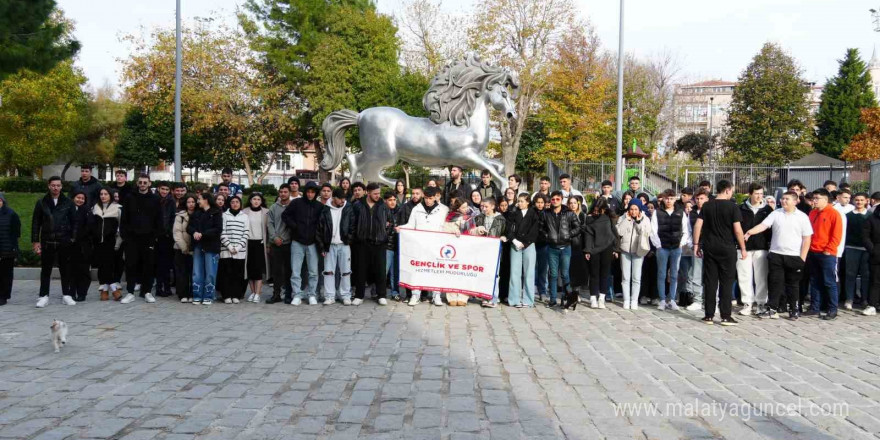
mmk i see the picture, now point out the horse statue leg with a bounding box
[460,150,508,190]
[346,152,362,181]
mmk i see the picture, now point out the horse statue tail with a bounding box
[320,110,360,171]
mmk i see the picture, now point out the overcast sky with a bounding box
[58,0,880,91]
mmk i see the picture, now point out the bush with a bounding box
[0,177,70,193]
[15,250,40,267]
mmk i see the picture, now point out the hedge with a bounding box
[0,177,280,197]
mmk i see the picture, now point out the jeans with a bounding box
[510,244,536,306]
[535,244,549,296]
[688,256,704,303]
[385,249,399,297]
[678,256,692,298]
[656,247,682,303]
[736,250,769,306]
[291,242,319,299]
[844,248,870,303]
[547,246,571,302]
[808,252,839,314]
[192,245,218,302]
[324,243,352,300]
[620,252,644,305]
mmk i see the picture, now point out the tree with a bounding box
[516,118,548,178]
[814,48,877,159]
[0,60,88,174]
[114,107,162,171]
[842,108,880,161]
[61,84,127,179]
[674,132,715,165]
[468,0,578,177]
[724,42,813,164]
[0,1,80,80]
[396,0,466,77]
[537,24,614,163]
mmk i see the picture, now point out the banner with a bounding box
[398,229,501,300]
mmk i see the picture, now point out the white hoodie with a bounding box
[329,200,346,244]
[403,201,449,232]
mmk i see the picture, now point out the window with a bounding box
[277,154,291,171]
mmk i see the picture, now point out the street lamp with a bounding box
[174,0,182,182]
[614,0,625,191]
[708,96,714,163]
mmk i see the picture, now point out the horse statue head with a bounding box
[422,53,520,127]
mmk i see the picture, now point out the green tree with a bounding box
[60,85,128,179]
[114,107,162,171]
[674,132,715,165]
[516,118,548,178]
[724,42,813,164]
[0,60,88,174]
[814,48,877,159]
[0,0,80,80]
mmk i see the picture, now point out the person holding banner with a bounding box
[399,186,449,306]
[473,198,507,308]
[444,198,477,306]
[507,193,541,308]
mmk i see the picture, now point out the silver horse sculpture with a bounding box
[320,54,519,187]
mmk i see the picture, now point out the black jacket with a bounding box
[387,205,401,251]
[72,204,92,256]
[543,206,581,247]
[70,176,102,208]
[121,190,162,240]
[535,208,548,245]
[506,208,541,248]
[584,214,619,254]
[315,202,354,253]
[112,182,132,205]
[864,208,880,263]
[443,180,472,206]
[739,202,773,251]
[350,199,394,245]
[476,182,502,202]
[0,203,21,256]
[655,208,685,249]
[399,199,419,226]
[32,193,77,244]
[187,208,223,254]
[158,195,178,238]
[282,196,324,246]
[89,203,120,245]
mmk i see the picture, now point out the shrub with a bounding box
[0,177,70,193]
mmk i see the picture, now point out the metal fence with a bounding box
[547,159,876,195]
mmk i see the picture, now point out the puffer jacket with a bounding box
[616,214,652,257]
[173,210,193,254]
[473,213,507,238]
[739,200,772,251]
[282,196,324,246]
[89,202,122,249]
[32,193,76,244]
[187,207,223,254]
[350,199,394,245]
[584,214,619,254]
[0,193,21,257]
[402,201,449,232]
[543,206,581,247]
[316,201,354,253]
[221,210,249,260]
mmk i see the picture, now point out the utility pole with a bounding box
[174,0,183,181]
[614,0,625,191]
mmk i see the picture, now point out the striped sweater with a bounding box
[221,210,250,260]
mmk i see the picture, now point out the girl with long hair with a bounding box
[173,194,197,302]
[244,193,269,303]
[584,197,619,308]
[90,187,122,301]
[187,193,223,305]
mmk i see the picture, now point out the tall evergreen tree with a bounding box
[0,0,80,80]
[814,48,877,159]
[724,42,813,165]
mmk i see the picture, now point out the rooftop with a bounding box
[682,80,736,87]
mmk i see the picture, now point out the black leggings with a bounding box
[219,258,247,300]
[589,247,613,297]
[94,240,116,285]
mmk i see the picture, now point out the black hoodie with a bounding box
[70,176,102,208]
[121,190,162,240]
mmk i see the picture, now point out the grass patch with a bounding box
[3,192,42,266]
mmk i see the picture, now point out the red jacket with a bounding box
[808,206,843,254]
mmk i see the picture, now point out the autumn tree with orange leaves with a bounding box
[842,108,880,161]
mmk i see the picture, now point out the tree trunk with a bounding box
[256,152,278,185]
[243,159,255,186]
[61,160,73,181]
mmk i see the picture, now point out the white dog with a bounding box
[51,320,67,353]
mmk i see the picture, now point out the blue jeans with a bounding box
[510,244,536,306]
[620,252,644,304]
[808,252,839,313]
[547,246,571,302]
[386,249,399,297]
[678,256,692,298]
[192,244,218,302]
[656,247,682,303]
[535,244,549,296]
[845,248,869,303]
[291,242,319,298]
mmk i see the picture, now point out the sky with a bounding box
[58,0,880,91]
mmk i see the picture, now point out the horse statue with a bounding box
[319,53,519,187]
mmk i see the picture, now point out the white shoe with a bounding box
[598,297,606,309]
[844,300,853,310]
[631,303,639,310]
[202,300,212,305]
[433,294,444,306]
[36,296,49,308]
[291,297,302,306]
[232,298,240,304]
[145,293,156,303]
[686,301,703,311]
[224,298,232,304]
[191,300,201,305]
[657,300,666,311]
[863,306,877,316]
[134,284,141,292]
[623,301,631,310]
[343,299,352,306]
[378,298,388,306]
[352,298,363,306]
[739,304,752,316]
[589,297,598,308]
[308,296,318,305]
[323,298,335,305]
[62,295,76,306]
[408,296,420,306]
[180,298,189,303]
[668,301,679,311]
[247,293,255,302]
[120,293,136,304]
[252,294,260,303]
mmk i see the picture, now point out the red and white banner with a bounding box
[398,229,501,300]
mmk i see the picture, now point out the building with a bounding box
[869,46,880,99]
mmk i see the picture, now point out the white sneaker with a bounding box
[36,296,49,308]
[352,298,363,306]
[134,284,141,292]
[252,294,260,303]
[378,298,388,306]
[224,298,232,304]
[589,297,598,308]
[308,296,318,305]
[739,304,752,316]
[62,295,76,306]
[844,300,853,310]
[291,297,302,306]
[343,298,352,306]
[657,300,666,311]
[433,294,444,306]
[145,293,156,303]
[323,298,335,305]
[686,301,703,311]
[623,301,631,310]
[191,300,201,305]
[650,298,659,305]
[863,306,877,316]
[180,297,189,303]
[598,297,606,309]
[120,293,136,304]
[668,301,679,311]
[408,296,420,306]
[247,293,255,302]
[232,298,240,304]
[202,300,212,305]
[631,303,639,310]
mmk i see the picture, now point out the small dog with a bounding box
[51,320,67,353]
[562,286,578,311]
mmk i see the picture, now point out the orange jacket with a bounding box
[808,206,843,254]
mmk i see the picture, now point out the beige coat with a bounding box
[173,210,193,254]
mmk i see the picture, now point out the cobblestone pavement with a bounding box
[1,281,879,440]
